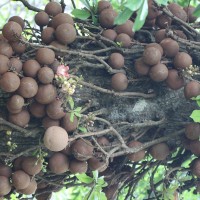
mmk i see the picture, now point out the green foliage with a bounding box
[71,8,91,20]
[194,4,200,17]
[190,95,200,122]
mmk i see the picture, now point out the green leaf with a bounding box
[70,112,75,122]
[74,112,82,118]
[92,170,99,182]
[191,95,200,101]
[124,0,143,11]
[193,4,200,17]
[68,96,74,110]
[133,0,148,31]
[74,107,82,112]
[155,0,168,5]
[114,8,133,25]
[78,126,87,133]
[98,192,107,200]
[190,110,200,122]
[71,8,91,20]
[76,173,94,184]
[97,177,107,187]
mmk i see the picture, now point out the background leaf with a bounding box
[190,110,200,122]
[76,173,94,184]
[71,8,91,20]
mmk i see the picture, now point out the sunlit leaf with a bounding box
[71,8,91,20]
[190,110,200,122]
[76,173,94,184]
[114,8,133,25]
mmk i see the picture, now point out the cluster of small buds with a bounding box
[6,130,17,151]
[87,120,94,127]
[183,64,200,76]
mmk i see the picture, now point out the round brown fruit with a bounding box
[190,140,200,156]
[144,19,156,27]
[134,58,150,76]
[0,41,13,58]
[147,0,159,20]
[184,6,197,23]
[29,102,46,118]
[173,52,192,69]
[97,0,112,13]
[8,110,30,127]
[127,141,145,162]
[191,158,200,177]
[10,39,26,55]
[69,159,88,174]
[142,46,161,66]
[9,16,25,29]
[17,77,38,98]
[43,126,68,152]
[41,27,55,44]
[150,143,170,160]
[49,59,60,73]
[13,156,25,171]
[99,8,118,28]
[9,57,22,73]
[165,69,184,90]
[0,176,11,196]
[145,43,163,56]
[149,63,168,82]
[7,95,24,111]
[102,29,117,41]
[37,66,54,84]
[48,152,69,174]
[45,2,62,17]
[0,72,20,92]
[111,73,128,91]
[155,29,167,43]
[55,23,76,45]
[50,41,68,56]
[0,54,9,75]
[184,81,200,99]
[12,170,30,190]
[61,113,78,132]
[115,20,134,37]
[2,21,22,42]
[185,123,200,140]
[88,157,107,172]
[71,139,94,161]
[168,3,187,22]
[174,30,187,39]
[22,156,42,176]
[34,11,49,26]
[36,193,52,200]
[36,48,55,65]
[115,33,131,48]
[97,137,109,146]
[35,84,57,104]
[155,14,172,28]
[108,53,124,69]
[160,38,179,58]
[22,59,41,78]
[17,179,37,195]
[103,184,118,200]
[51,13,74,29]
[0,164,12,178]
[42,116,60,129]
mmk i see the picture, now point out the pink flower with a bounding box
[56,65,69,77]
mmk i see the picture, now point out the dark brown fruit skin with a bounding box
[45,2,62,17]
[41,27,55,44]
[43,126,69,152]
[50,41,68,56]
[13,156,25,171]
[174,30,187,39]
[46,100,65,120]
[9,16,25,29]
[173,52,192,69]
[0,33,7,41]
[115,20,134,37]
[36,193,52,200]
[51,13,74,29]
[191,158,200,178]
[42,116,60,129]
[142,47,161,66]
[0,41,13,58]
[184,6,197,23]
[147,0,159,20]
[165,69,184,90]
[37,66,54,84]
[0,54,9,75]
[22,59,41,78]
[9,110,30,127]
[49,59,60,73]
[190,140,200,156]
[168,3,187,22]
[61,113,78,132]
[149,63,168,82]
[134,58,150,76]
[103,184,118,200]
[48,152,69,174]
[12,170,30,190]
[7,95,24,111]
[2,21,22,42]
[0,176,11,196]
[71,139,94,161]
[69,159,88,174]
[185,123,200,140]
[145,43,163,56]
[36,48,55,65]
[127,141,145,162]
[35,11,49,26]
[144,18,156,27]
[10,37,26,54]
[155,29,167,43]
[88,157,107,172]
[156,14,172,28]
[99,8,118,28]
[17,77,38,98]
[97,1,112,13]
[29,102,46,118]
[97,137,109,146]
[108,53,124,69]
[22,156,42,176]
[115,33,131,48]
[9,57,22,73]
[0,72,20,92]
[150,143,170,160]
[102,29,117,41]
[0,164,12,178]
[111,73,128,91]
[55,23,76,45]
[160,38,179,58]
[35,84,57,104]
[17,179,37,195]
[184,81,200,100]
